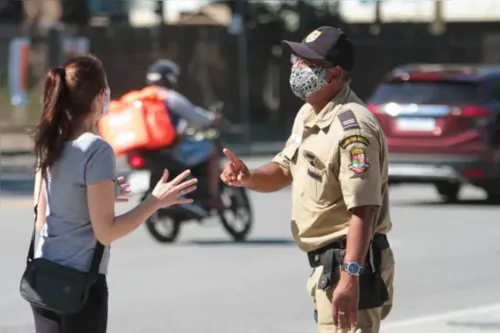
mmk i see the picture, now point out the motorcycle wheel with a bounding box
[145,210,181,243]
[218,184,253,242]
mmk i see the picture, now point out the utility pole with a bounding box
[370,0,382,35]
[153,0,165,58]
[430,0,446,35]
[234,0,251,148]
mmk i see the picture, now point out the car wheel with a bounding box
[435,182,461,203]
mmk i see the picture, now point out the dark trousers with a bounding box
[31,275,108,333]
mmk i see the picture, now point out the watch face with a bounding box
[347,263,361,274]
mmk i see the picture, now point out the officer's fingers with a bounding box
[350,303,358,327]
[340,309,350,332]
[332,303,339,327]
[223,148,243,167]
[220,173,238,187]
[220,172,233,185]
[237,172,249,183]
[223,162,236,174]
[223,169,236,182]
[220,173,228,183]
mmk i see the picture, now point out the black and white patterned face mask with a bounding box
[289,65,329,100]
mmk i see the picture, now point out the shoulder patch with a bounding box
[337,110,360,130]
[348,147,370,174]
[340,135,369,149]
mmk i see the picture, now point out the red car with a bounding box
[366,64,500,203]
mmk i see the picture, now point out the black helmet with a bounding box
[146,59,181,89]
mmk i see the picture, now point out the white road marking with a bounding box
[382,303,500,331]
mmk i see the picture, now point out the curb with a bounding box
[0,150,32,157]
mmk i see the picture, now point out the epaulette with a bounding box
[337,110,360,130]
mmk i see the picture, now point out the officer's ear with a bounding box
[327,67,343,84]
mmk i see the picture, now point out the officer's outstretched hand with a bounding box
[220,148,251,187]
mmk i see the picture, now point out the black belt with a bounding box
[307,233,389,268]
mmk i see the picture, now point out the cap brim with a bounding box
[281,41,324,61]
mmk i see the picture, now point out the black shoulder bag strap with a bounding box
[89,239,105,275]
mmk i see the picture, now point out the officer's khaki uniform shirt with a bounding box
[273,86,392,253]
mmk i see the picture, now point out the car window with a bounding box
[369,81,482,105]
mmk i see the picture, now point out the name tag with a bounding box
[307,168,322,181]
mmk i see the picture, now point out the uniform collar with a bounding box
[303,85,351,130]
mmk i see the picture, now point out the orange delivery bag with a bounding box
[98,86,176,156]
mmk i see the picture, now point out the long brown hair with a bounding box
[34,54,107,179]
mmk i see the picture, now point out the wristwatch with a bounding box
[342,262,362,276]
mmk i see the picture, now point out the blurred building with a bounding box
[3,0,500,141]
[339,0,500,23]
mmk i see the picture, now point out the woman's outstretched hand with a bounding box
[150,169,198,208]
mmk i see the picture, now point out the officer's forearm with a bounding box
[247,163,292,193]
[343,206,377,266]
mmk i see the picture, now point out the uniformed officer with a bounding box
[220,26,394,333]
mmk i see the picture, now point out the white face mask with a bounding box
[289,66,329,100]
[289,55,329,100]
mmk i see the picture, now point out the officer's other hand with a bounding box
[331,273,359,331]
[220,148,250,187]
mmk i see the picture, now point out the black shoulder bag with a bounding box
[19,177,105,315]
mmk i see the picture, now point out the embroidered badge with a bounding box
[348,147,370,173]
[340,135,370,149]
[305,30,322,43]
[337,110,360,130]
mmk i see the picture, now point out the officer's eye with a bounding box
[290,54,302,65]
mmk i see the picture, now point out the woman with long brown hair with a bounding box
[27,54,197,333]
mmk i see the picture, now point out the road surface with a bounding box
[1,157,499,333]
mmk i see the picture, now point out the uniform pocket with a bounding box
[301,164,328,204]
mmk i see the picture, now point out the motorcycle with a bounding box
[125,103,253,244]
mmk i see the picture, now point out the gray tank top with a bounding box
[35,133,118,274]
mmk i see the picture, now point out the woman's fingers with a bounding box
[170,170,192,186]
[176,197,194,205]
[160,169,170,183]
[173,178,198,192]
[175,185,197,197]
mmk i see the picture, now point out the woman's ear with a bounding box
[99,89,108,103]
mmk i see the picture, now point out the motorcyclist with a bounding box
[145,59,224,210]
